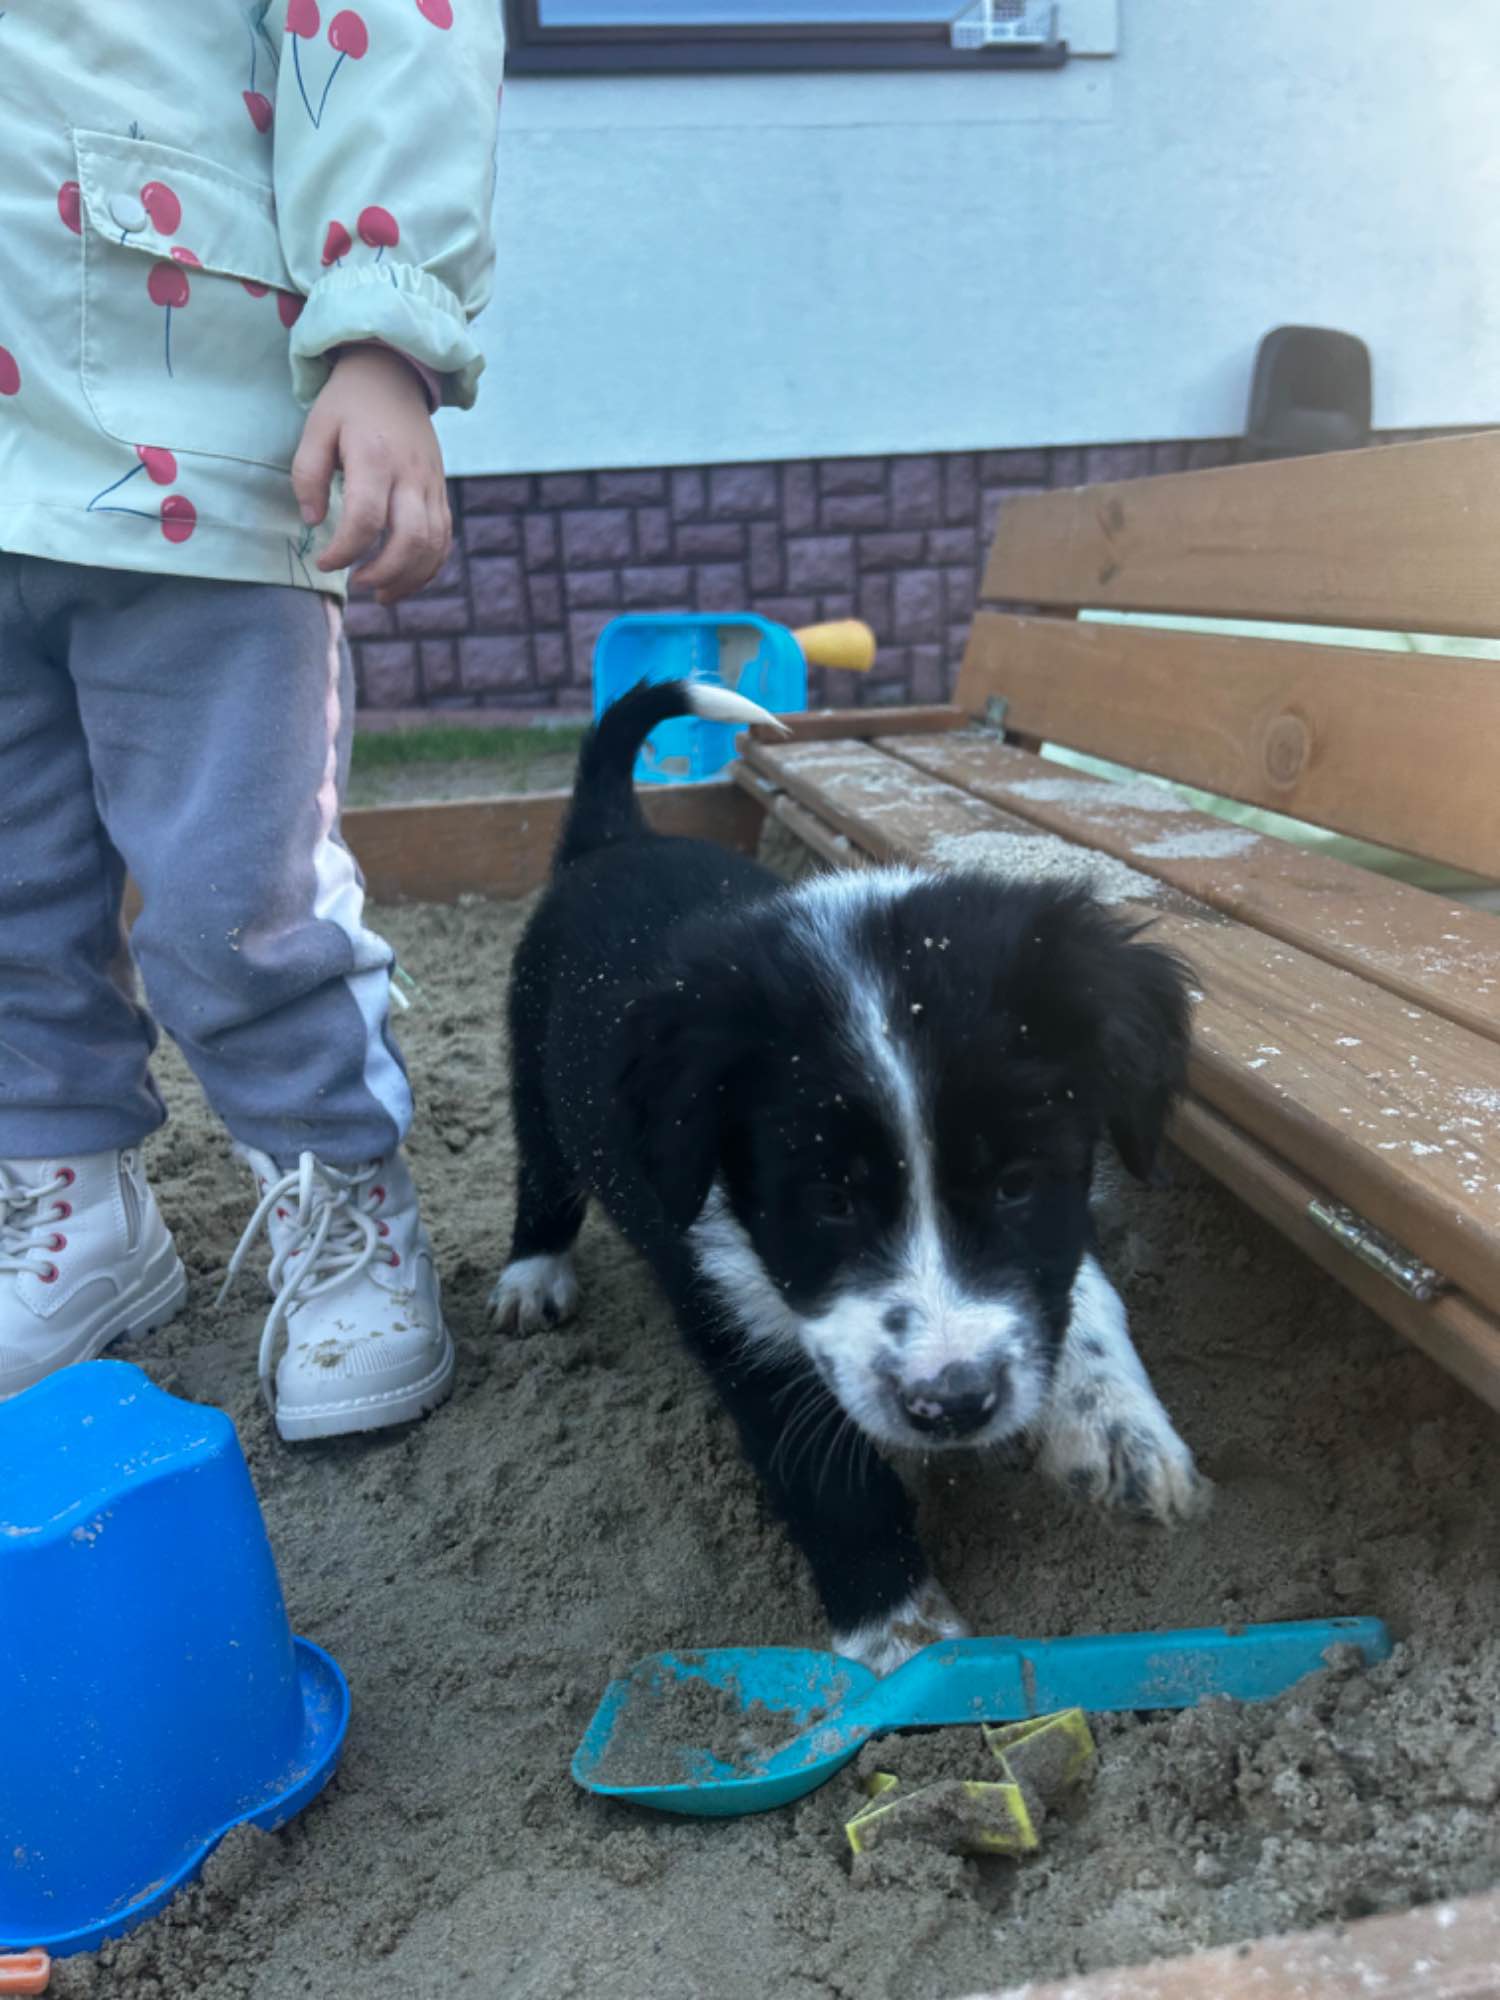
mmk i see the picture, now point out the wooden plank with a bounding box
[981,430,1500,635]
[341,779,765,904]
[883,730,1500,1048]
[744,738,1500,1326]
[741,735,1052,863]
[971,1885,1500,2000]
[734,764,870,870]
[954,611,1500,879]
[750,703,963,744]
[1172,917,1500,1325]
[1173,1100,1500,1414]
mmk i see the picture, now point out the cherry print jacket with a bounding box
[0,1,502,593]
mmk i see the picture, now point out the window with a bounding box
[503,1,1070,75]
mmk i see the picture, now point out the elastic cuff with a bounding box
[289,264,484,410]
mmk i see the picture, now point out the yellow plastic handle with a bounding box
[791,618,876,673]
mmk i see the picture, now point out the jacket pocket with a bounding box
[74,129,307,472]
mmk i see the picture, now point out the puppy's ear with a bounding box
[611,985,746,1228]
[1007,890,1192,1182]
[1088,927,1193,1181]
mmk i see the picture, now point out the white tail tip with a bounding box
[685,682,793,736]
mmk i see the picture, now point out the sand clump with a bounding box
[43,890,1500,2000]
[590,1670,840,1788]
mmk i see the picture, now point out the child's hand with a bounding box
[293,348,452,604]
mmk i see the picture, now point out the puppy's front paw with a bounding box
[832,1580,971,1677]
[1040,1383,1210,1525]
[488,1252,580,1334]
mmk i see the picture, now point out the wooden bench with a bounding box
[730,430,1500,1417]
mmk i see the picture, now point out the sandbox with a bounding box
[54,873,1499,2000]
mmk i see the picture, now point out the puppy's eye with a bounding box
[808,1184,856,1224]
[996,1163,1038,1205]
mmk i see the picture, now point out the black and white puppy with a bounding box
[493,681,1207,1672]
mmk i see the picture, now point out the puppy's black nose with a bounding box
[900,1366,1002,1440]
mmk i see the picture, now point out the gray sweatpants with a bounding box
[0,555,411,1167]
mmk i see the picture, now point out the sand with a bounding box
[588,1668,838,1788]
[51,888,1500,2000]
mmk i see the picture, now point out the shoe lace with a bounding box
[0,1165,71,1280]
[218,1153,394,1412]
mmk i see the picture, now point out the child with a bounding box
[0,3,504,1438]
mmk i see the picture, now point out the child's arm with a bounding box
[267,0,505,600]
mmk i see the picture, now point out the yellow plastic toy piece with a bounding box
[983,1707,1097,1800]
[843,1709,1096,1860]
[791,619,877,673]
[845,1775,1037,1858]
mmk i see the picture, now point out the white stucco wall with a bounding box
[440,0,1500,474]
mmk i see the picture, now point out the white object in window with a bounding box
[951,0,1059,50]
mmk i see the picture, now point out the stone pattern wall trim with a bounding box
[348,441,1244,712]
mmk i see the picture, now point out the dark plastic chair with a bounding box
[1244,326,1372,459]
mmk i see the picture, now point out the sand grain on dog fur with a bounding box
[53,894,1500,2000]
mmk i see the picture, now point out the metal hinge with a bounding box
[1307,1200,1450,1304]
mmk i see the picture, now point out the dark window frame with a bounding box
[503,3,1068,75]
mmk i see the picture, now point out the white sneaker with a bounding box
[226,1148,455,1442]
[0,1149,187,1400]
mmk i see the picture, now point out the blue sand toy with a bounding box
[0,1361,349,1957]
[591,612,808,785]
[573,1618,1391,1818]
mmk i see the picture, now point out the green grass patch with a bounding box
[350,722,587,771]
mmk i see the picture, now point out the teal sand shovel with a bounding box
[573,1617,1391,1818]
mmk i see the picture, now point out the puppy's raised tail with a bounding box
[556,677,789,869]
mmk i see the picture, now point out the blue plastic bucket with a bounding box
[591,613,806,783]
[0,1361,349,1956]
